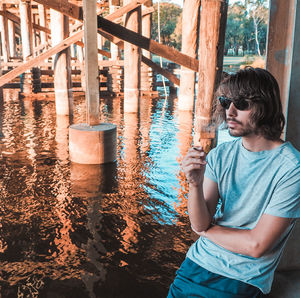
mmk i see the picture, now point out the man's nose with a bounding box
[227,102,237,117]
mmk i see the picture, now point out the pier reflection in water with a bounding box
[0,89,196,298]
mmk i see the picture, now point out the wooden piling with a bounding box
[266,0,300,275]
[83,0,99,125]
[50,7,73,116]
[178,0,200,111]
[69,0,117,165]
[19,0,34,94]
[8,20,16,58]
[19,0,33,60]
[0,4,9,68]
[141,0,153,92]
[109,0,120,61]
[123,0,141,113]
[38,4,47,46]
[194,0,228,151]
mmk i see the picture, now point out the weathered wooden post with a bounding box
[19,0,33,60]
[50,5,73,116]
[109,0,120,61]
[108,0,123,94]
[266,2,300,295]
[178,0,200,111]
[8,20,16,58]
[0,3,10,69]
[123,0,141,113]
[141,0,153,93]
[19,0,34,94]
[194,0,228,152]
[69,0,117,165]
[38,4,47,46]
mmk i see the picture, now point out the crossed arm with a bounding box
[189,177,293,258]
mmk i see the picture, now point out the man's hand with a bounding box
[182,146,207,187]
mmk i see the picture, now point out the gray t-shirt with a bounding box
[187,138,300,294]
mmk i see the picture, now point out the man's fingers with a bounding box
[182,157,207,167]
[183,163,204,174]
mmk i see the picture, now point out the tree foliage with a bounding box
[150,1,268,56]
[225,0,268,56]
[151,3,182,50]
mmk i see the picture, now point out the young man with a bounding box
[168,67,300,297]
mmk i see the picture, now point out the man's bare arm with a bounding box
[188,177,219,232]
[198,214,293,258]
[181,147,219,232]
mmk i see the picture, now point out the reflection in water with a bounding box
[174,111,194,221]
[0,90,195,297]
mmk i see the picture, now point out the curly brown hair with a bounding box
[213,67,285,140]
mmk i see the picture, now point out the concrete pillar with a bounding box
[50,7,73,116]
[178,0,200,111]
[8,20,16,58]
[69,0,117,165]
[266,0,300,272]
[0,4,9,67]
[123,0,141,113]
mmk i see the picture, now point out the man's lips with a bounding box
[226,119,241,128]
[226,119,242,126]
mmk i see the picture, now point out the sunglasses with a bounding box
[218,96,250,111]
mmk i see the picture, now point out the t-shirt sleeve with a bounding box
[204,148,218,183]
[264,166,300,218]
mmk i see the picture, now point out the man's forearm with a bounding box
[201,214,293,258]
[201,225,260,258]
[188,184,213,232]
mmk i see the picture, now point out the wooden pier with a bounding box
[0,2,300,295]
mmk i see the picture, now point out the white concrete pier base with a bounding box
[69,123,117,164]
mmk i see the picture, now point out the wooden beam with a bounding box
[32,0,148,21]
[33,21,50,34]
[0,10,51,34]
[33,0,83,20]
[96,28,181,85]
[98,16,199,72]
[106,0,149,21]
[0,30,84,87]
[141,55,180,87]
[97,28,124,47]
[75,40,111,58]
[31,0,195,73]
[142,6,154,17]
[1,0,19,4]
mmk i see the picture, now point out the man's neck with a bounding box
[241,134,284,152]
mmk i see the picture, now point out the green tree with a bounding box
[244,0,268,56]
[151,2,182,50]
[225,3,246,55]
[225,0,268,56]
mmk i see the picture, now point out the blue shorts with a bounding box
[167,258,264,298]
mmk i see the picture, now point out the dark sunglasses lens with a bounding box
[218,96,231,109]
[234,100,250,110]
[218,96,250,110]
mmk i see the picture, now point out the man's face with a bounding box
[225,102,255,137]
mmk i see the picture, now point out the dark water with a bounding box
[0,89,198,298]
